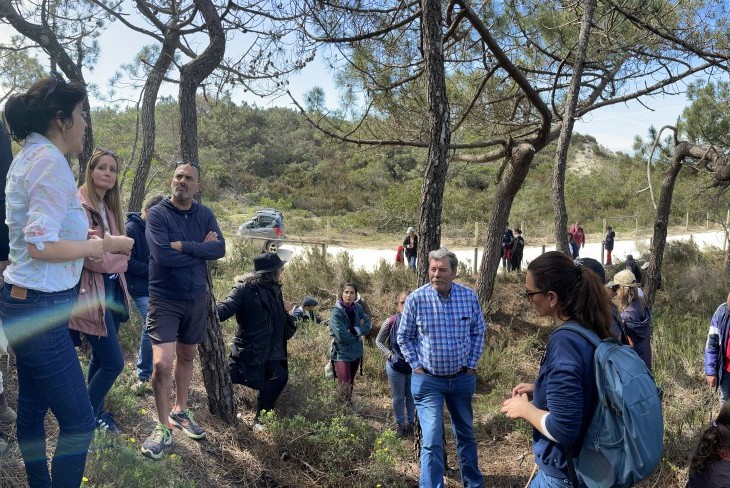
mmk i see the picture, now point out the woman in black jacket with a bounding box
[217,253,296,431]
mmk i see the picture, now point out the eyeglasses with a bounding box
[44,71,66,101]
[522,289,546,300]
[177,160,201,172]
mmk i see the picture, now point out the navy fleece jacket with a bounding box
[145,198,225,300]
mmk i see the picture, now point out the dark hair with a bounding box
[527,251,613,339]
[339,281,359,298]
[144,194,165,212]
[3,74,87,142]
[690,402,730,473]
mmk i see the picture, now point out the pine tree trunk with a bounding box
[199,266,236,424]
[417,0,451,286]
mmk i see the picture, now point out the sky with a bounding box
[2,16,692,154]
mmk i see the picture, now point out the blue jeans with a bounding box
[0,284,95,488]
[411,372,482,488]
[529,470,573,488]
[386,362,415,425]
[132,295,152,381]
[720,373,730,403]
[408,255,417,270]
[85,276,124,417]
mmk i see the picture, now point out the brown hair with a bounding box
[527,251,613,339]
[79,148,125,236]
[3,73,87,142]
[690,401,730,473]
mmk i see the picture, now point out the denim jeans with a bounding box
[132,295,152,381]
[720,373,730,403]
[529,470,573,488]
[0,284,95,488]
[411,372,482,488]
[386,362,415,425]
[408,255,417,270]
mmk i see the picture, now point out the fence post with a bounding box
[707,212,710,228]
[601,246,604,265]
[474,247,478,274]
[635,216,638,237]
[542,245,546,255]
[603,218,606,236]
[474,221,479,247]
[686,211,689,230]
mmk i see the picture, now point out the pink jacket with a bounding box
[69,187,130,337]
[569,224,585,248]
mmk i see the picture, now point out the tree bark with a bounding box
[476,144,536,307]
[176,0,231,423]
[644,155,683,309]
[552,0,597,254]
[416,0,451,286]
[127,25,180,212]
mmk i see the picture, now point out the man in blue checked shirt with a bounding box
[398,248,486,488]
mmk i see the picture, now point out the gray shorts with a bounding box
[147,292,209,345]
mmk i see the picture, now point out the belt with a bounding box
[422,367,468,378]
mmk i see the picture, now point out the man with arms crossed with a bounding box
[141,162,225,459]
[398,248,486,488]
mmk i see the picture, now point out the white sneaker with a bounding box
[252,422,265,433]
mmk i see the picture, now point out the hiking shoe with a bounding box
[132,379,150,396]
[395,423,406,438]
[169,409,205,439]
[96,412,122,435]
[141,423,172,459]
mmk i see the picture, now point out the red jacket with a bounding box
[569,224,585,247]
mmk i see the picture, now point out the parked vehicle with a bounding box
[237,208,286,253]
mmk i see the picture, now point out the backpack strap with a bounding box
[556,321,599,488]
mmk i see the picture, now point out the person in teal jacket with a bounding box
[329,282,371,405]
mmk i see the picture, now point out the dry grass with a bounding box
[0,241,723,487]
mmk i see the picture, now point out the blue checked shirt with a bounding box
[397,281,487,376]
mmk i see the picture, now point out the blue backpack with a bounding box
[559,322,664,488]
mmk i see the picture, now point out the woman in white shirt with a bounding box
[2,73,130,488]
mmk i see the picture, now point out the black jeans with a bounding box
[257,360,288,417]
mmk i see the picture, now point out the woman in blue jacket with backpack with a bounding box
[376,291,414,437]
[501,251,614,487]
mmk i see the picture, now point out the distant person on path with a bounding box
[376,291,415,438]
[141,162,226,459]
[687,401,730,487]
[70,148,135,435]
[610,269,652,370]
[567,233,579,259]
[569,220,585,255]
[502,251,613,488]
[510,228,525,272]
[603,226,615,265]
[2,74,129,487]
[398,248,486,488]
[625,254,642,284]
[291,296,322,324]
[501,226,514,270]
[125,194,165,395]
[217,253,296,432]
[329,282,372,406]
[403,227,418,270]
[704,292,730,404]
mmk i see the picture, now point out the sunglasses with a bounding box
[92,147,118,159]
[177,160,201,172]
[43,71,66,101]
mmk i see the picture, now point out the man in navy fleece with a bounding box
[141,162,225,459]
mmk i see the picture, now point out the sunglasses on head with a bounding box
[43,71,66,101]
[92,147,118,159]
[176,160,201,172]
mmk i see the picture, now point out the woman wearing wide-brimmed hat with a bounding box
[217,252,297,431]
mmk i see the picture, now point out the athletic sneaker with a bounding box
[96,412,122,435]
[169,409,206,439]
[141,423,172,459]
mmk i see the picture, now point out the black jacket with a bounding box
[217,278,296,390]
[124,212,150,297]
